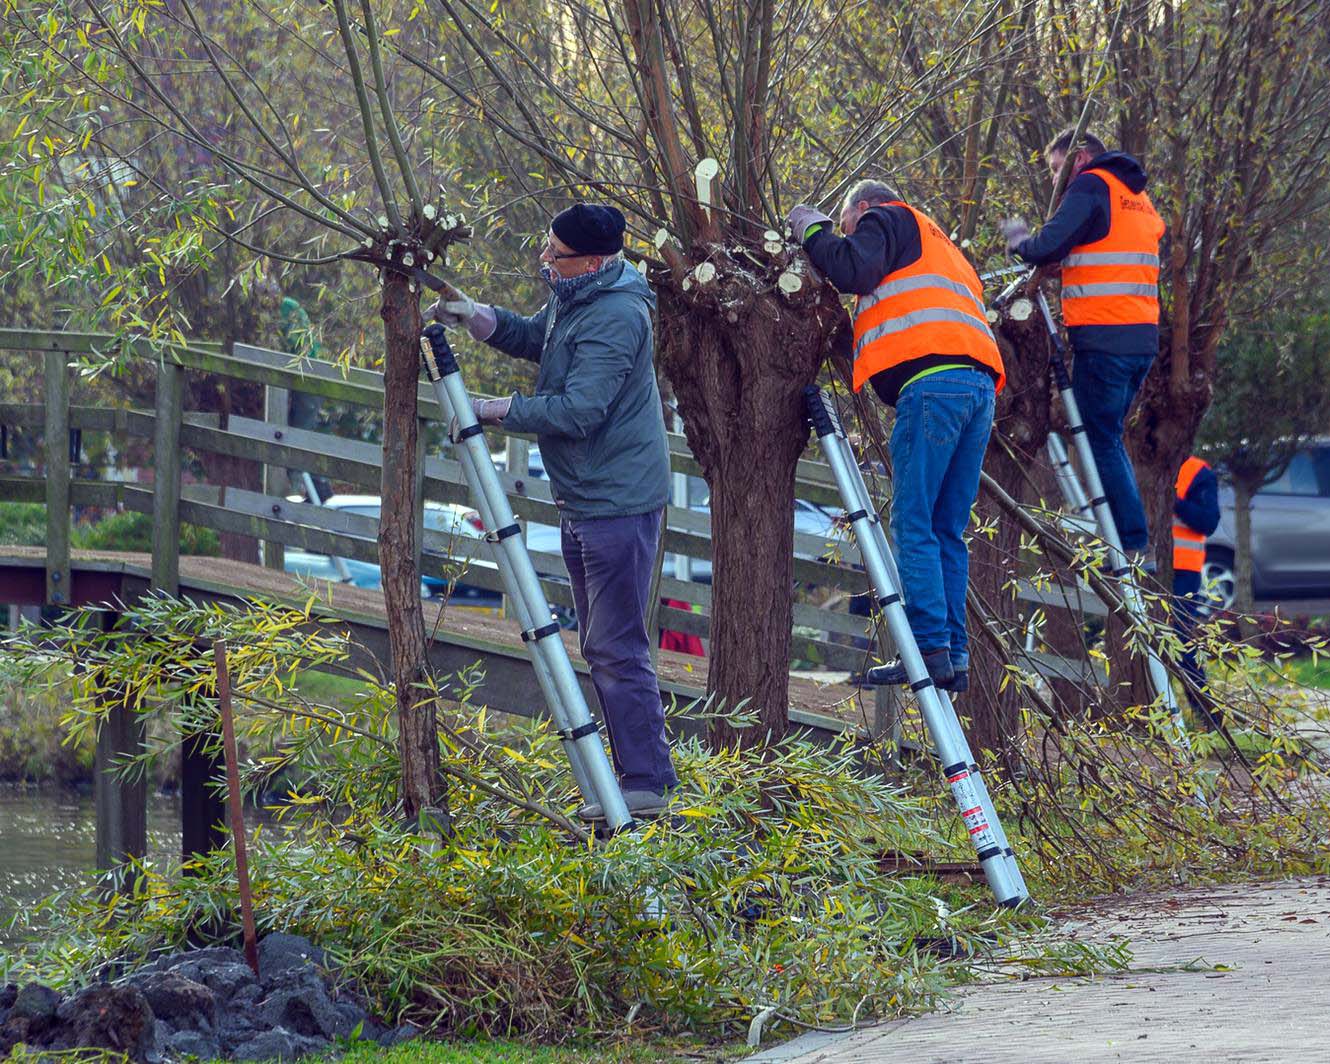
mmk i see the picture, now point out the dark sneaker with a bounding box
[853,649,954,689]
[577,788,672,823]
[939,669,969,694]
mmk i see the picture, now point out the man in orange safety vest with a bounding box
[1002,128,1165,572]
[1173,454,1222,726]
[787,180,1005,694]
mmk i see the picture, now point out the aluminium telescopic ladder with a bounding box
[1018,284,1193,755]
[804,386,1029,908]
[419,324,635,833]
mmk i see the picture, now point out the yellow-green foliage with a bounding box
[1,598,1120,1042]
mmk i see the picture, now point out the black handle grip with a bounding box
[419,323,458,381]
[803,385,843,438]
[1049,352,1072,391]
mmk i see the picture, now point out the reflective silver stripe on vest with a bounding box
[1063,251,1160,268]
[1062,282,1157,299]
[854,306,996,356]
[857,272,988,318]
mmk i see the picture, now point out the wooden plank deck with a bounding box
[0,547,875,739]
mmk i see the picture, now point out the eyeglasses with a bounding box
[541,238,587,260]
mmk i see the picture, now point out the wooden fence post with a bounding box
[262,383,288,571]
[151,360,183,595]
[94,610,147,889]
[43,349,70,606]
[151,360,226,867]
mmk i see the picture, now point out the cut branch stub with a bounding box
[695,158,721,220]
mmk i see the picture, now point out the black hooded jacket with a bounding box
[802,204,1000,405]
[1014,152,1161,358]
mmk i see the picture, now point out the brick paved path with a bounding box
[750,877,1330,1063]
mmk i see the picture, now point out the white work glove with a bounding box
[786,203,834,243]
[999,217,1030,254]
[427,282,479,327]
[448,396,513,443]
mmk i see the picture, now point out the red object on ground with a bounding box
[659,598,705,656]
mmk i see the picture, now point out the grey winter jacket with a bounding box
[487,259,671,519]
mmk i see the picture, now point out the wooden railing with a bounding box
[0,326,1102,683]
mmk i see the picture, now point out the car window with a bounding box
[1314,447,1330,498]
[1260,452,1321,496]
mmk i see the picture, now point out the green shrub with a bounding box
[0,502,47,547]
[0,657,92,784]
[0,503,221,555]
[72,510,220,556]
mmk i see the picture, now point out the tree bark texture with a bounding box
[378,273,445,820]
[653,251,843,750]
[969,304,1054,755]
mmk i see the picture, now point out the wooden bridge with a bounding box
[0,326,1102,875]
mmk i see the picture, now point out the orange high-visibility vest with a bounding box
[1061,168,1165,328]
[851,202,1005,394]
[1173,456,1210,573]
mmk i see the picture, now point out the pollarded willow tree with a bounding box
[1,0,480,818]
[422,0,1018,745]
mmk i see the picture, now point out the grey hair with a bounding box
[842,179,902,212]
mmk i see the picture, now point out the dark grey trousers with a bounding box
[560,508,677,793]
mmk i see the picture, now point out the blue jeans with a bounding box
[1172,569,1216,722]
[889,369,995,671]
[1071,351,1154,552]
[561,509,677,793]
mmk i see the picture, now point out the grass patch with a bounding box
[291,668,375,709]
[1287,656,1330,690]
[292,1037,731,1063]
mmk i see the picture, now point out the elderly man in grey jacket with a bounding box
[429,203,677,820]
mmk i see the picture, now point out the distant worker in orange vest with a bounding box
[787,180,1006,694]
[1173,455,1222,726]
[1001,128,1165,571]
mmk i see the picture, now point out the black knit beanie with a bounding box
[550,203,625,255]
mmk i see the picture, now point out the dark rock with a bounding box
[0,1017,34,1055]
[331,998,371,1040]
[12,983,61,1023]
[230,1026,327,1062]
[50,984,158,1063]
[229,983,263,1010]
[172,959,257,1001]
[152,946,247,974]
[164,1027,220,1060]
[256,934,324,979]
[125,971,218,1033]
[378,1021,422,1046]
[258,982,340,1039]
[259,964,323,996]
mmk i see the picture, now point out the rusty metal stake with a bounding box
[214,638,260,978]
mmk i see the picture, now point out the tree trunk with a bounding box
[1232,478,1256,618]
[653,253,842,750]
[970,300,1055,756]
[1125,340,1211,591]
[378,273,445,820]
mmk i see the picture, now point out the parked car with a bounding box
[1205,440,1330,608]
[283,494,502,609]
